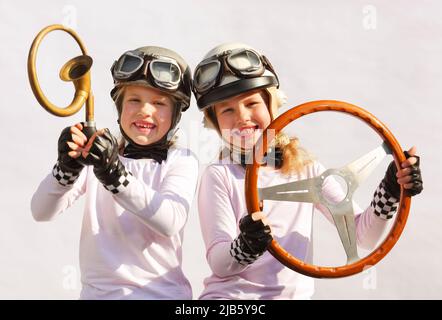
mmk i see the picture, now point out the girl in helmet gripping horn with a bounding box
[31,46,198,299]
[194,43,423,299]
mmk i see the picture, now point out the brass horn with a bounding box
[27,24,95,136]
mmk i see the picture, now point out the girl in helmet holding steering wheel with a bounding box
[193,43,423,299]
[31,46,198,299]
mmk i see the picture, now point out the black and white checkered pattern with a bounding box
[102,170,133,194]
[52,161,80,186]
[230,236,261,266]
[371,182,399,220]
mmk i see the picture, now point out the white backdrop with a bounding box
[1,0,441,299]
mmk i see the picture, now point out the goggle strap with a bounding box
[262,55,279,85]
[142,58,150,78]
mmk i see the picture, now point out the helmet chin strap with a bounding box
[227,142,253,165]
[265,87,280,121]
[222,131,288,168]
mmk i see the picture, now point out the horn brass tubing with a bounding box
[27,24,94,121]
[86,91,94,122]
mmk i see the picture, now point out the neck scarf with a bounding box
[122,134,170,163]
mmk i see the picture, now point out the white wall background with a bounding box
[0,0,441,299]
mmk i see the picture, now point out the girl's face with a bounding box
[120,85,174,145]
[214,90,271,150]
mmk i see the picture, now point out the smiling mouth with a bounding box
[232,125,259,137]
[133,121,156,132]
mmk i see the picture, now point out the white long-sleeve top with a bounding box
[31,147,198,300]
[198,160,391,300]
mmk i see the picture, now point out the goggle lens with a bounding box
[227,50,262,74]
[120,55,143,73]
[150,60,181,87]
[194,61,221,93]
[113,52,144,79]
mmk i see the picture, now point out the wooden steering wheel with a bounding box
[245,100,411,278]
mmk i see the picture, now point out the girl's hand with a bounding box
[57,123,87,172]
[66,123,88,159]
[397,146,420,190]
[79,128,108,160]
[230,211,273,266]
[384,146,423,198]
[239,211,273,255]
[79,128,130,194]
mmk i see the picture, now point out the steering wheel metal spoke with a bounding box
[343,142,391,188]
[258,177,321,204]
[327,202,360,265]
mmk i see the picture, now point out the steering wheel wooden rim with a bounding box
[245,100,411,278]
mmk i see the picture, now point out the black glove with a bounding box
[230,214,273,265]
[53,126,85,186]
[76,122,97,166]
[57,126,85,173]
[87,129,132,194]
[239,215,273,254]
[383,151,423,199]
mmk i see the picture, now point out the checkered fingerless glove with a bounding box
[88,129,133,194]
[370,181,399,220]
[230,237,262,266]
[52,161,81,186]
[383,152,423,198]
[98,159,133,194]
[229,215,273,265]
[53,126,85,186]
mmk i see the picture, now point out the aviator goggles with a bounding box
[111,50,182,91]
[193,48,278,95]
